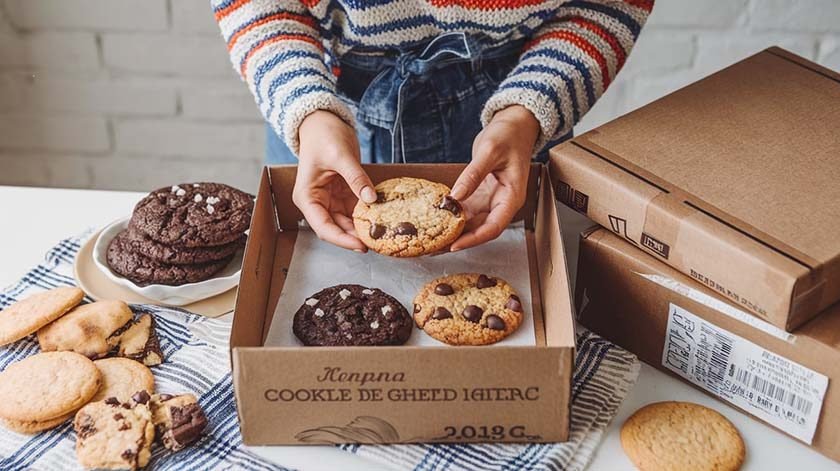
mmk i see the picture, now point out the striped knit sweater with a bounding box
[212,0,653,154]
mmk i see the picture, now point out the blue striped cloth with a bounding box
[0,233,639,471]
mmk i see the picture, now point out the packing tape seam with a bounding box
[635,271,796,343]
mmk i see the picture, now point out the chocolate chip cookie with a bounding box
[293,284,412,346]
[413,273,524,346]
[74,396,155,470]
[122,223,245,265]
[91,358,156,403]
[107,229,234,286]
[149,393,208,451]
[37,300,134,359]
[352,177,466,257]
[109,313,164,366]
[131,182,253,248]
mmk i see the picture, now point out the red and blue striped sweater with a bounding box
[212,0,653,153]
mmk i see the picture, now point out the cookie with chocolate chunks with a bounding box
[109,313,164,366]
[413,273,524,346]
[293,284,412,346]
[352,177,466,257]
[74,397,154,470]
[149,393,208,451]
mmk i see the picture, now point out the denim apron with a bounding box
[265,32,571,164]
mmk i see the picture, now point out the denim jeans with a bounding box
[265,32,570,165]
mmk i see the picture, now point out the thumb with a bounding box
[336,158,377,203]
[451,154,494,201]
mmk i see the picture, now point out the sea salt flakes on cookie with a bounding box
[293,284,412,346]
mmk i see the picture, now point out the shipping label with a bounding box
[662,303,828,444]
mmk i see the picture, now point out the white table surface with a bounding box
[0,185,835,471]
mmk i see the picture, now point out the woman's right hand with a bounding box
[293,110,377,251]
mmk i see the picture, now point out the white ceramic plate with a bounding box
[92,217,243,306]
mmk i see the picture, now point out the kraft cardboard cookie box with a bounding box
[577,228,840,463]
[229,163,576,445]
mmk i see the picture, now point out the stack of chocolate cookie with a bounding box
[108,182,254,286]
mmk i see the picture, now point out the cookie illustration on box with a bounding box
[353,177,465,257]
[413,273,524,346]
[293,284,412,346]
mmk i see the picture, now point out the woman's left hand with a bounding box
[449,105,541,251]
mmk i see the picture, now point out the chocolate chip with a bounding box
[158,394,174,401]
[76,414,97,439]
[369,223,386,239]
[432,307,452,320]
[462,305,484,323]
[486,315,506,330]
[413,303,421,313]
[375,191,386,203]
[118,422,132,431]
[121,449,136,461]
[132,390,150,405]
[505,294,522,312]
[113,413,124,421]
[121,403,132,409]
[439,195,462,216]
[434,283,454,296]
[394,222,417,236]
[476,274,497,289]
[104,397,120,406]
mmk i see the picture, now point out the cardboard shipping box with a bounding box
[549,47,840,331]
[230,164,576,445]
[577,228,840,462]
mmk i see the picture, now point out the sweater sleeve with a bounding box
[212,0,354,155]
[481,0,654,150]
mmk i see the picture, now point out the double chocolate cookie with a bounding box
[107,230,234,287]
[132,182,253,247]
[108,182,253,287]
[352,177,465,257]
[413,273,524,346]
[293,284,412,346]
[121,224,245,266]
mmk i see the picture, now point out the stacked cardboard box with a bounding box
[549,47,840,462]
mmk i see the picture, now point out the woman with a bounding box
[213,0,652,251]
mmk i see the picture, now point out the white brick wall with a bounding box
[0,0,838,192]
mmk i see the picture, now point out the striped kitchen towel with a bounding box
[0,233,639,471]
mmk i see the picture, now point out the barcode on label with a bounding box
[733,368,814,415]
[707,328,732,384]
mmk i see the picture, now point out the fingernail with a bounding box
[450,246,460,253]
[353,249,364,253]
[361,186,377,203]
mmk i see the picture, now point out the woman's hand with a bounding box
[293,110,377,251]
[450,105,541,251]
